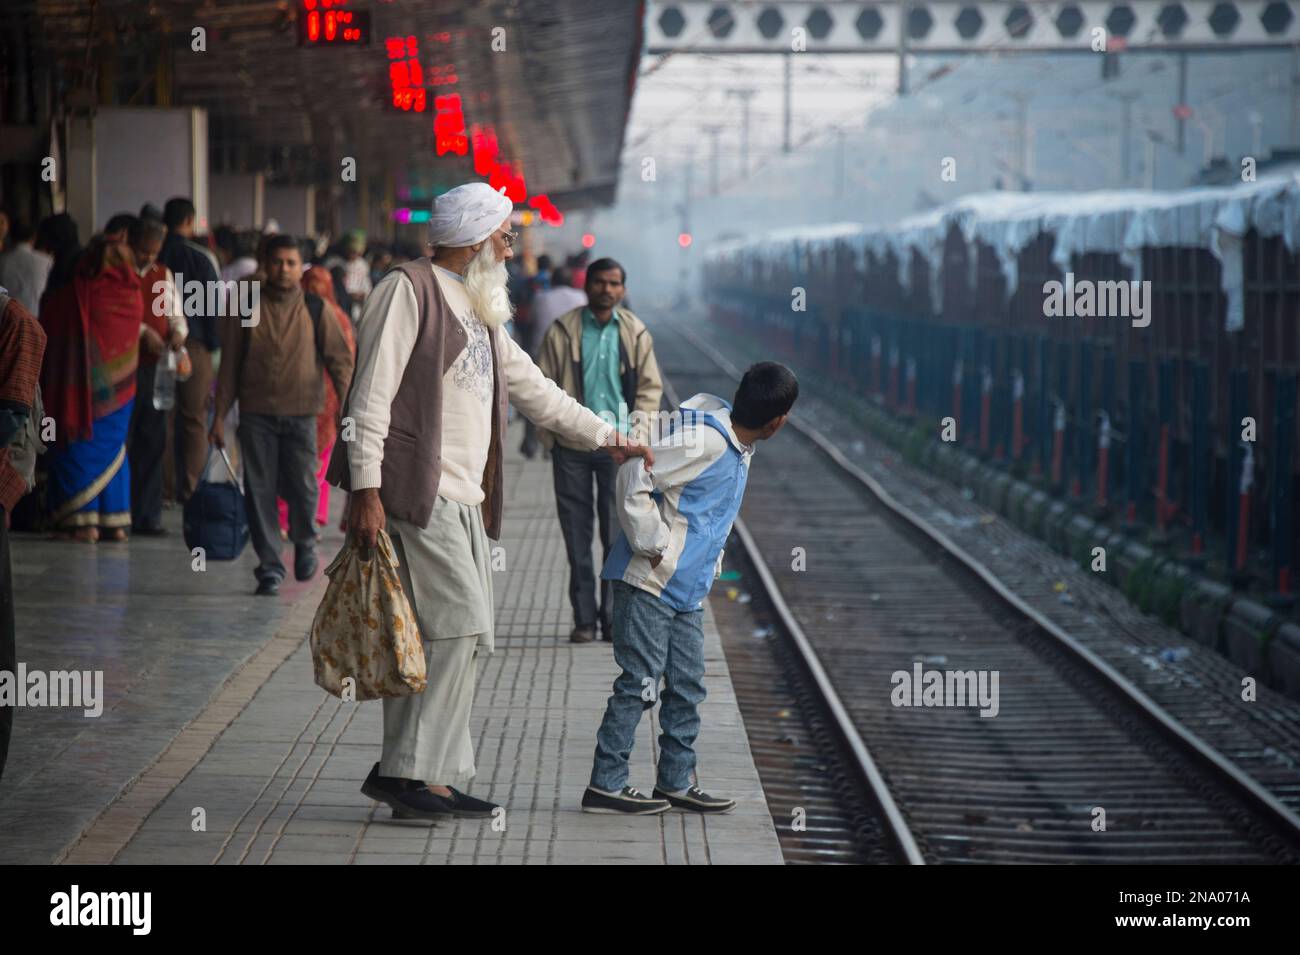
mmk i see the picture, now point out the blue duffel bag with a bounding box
[183,447,249,560]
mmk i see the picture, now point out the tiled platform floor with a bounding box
[7,422,782,865]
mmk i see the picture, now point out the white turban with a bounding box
[428,183,513,248]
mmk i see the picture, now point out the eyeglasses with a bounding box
[498,229,517,248]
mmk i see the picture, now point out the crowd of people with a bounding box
[0,195,631,576]
[0,202,434,548]
[0,182,800,820]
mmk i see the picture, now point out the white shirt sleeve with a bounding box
[140,269,187,339]
[162,267,188,340]
[498,326,612,450]
[345,271,420,489]
[616,426,726,557]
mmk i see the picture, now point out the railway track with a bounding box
[706,540,894,863]
[657,318,1300,865]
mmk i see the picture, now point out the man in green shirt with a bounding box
[535,258,664,643]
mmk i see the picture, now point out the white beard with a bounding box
[463,242,513,330]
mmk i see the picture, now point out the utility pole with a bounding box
[702,124,722,196]
[1107,90,1142,185]
[1248,110,1264,157]
[677,145,695,308]
[727,87,757,179]
[683,145,694,227]
[898,0,910,95]
[783,52,792,153]
[835,127,846,198]
[1006,91,1032,190]
[1176,52,1188,155]
[1145,130,1159,189]
[1292,45,1299,145]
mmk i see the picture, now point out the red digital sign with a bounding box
[529,194,563,226]
[434,94,469,156]
[299,1,370,47]
[377,40,562,226]
[386,35,425,112]
[471,124,499,176]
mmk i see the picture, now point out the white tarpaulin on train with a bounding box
[705,173,1300,331]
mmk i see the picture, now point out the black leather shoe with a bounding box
[392,787,499,820]
[361,763,498,820]
[255,577,281,596]
[131,525,168,537]
[294,547,318,582]
[361,763,441,821]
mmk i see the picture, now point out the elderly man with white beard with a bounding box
[327,182,653,820]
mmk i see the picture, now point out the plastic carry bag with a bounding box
[310,529,427,701]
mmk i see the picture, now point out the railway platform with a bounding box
[1,423,783,866]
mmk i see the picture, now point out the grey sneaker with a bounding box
[581,786,671,815]
[570,625,596,644]
[653,785,737,814]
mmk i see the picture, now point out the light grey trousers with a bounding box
[379,497,494,785]
[380,634,479,784]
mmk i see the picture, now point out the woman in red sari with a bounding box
[40,238,144,542]
[278,264,356,536]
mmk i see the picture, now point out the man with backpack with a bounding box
[0,285,47,782]
[210,235,354,595]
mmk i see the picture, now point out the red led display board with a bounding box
[386,35,425,112]
[298,1,370,46]
[434,94,468,156]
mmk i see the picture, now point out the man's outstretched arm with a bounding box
[499,328,653,468]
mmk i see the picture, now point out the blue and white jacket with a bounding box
[601,393,753,612]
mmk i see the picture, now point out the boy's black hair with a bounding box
[731,362,799,429]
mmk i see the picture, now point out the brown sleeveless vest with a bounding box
[325,258,509,537]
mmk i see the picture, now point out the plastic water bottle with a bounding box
[153,349,177,411]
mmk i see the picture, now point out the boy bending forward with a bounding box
[582,362,799,815]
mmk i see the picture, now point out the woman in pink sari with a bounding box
[278,265,356,535]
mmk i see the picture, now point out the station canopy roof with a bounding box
[9,0,644,209]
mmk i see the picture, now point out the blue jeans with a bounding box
[590,580,707,793]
